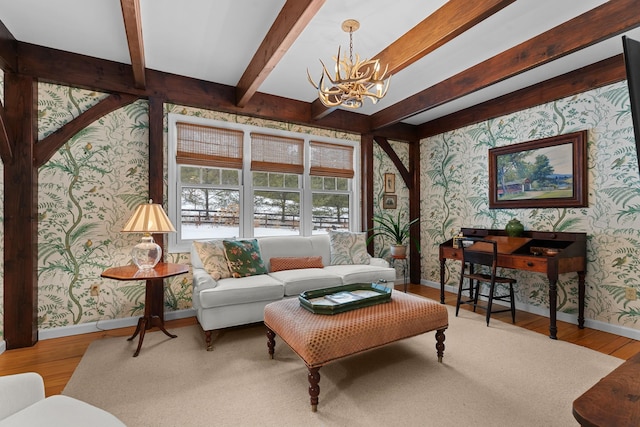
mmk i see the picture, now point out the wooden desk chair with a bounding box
[456,237,516,326]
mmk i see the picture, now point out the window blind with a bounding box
[309,141,354,178]
[250,132,304,174]
[176,122,243,169]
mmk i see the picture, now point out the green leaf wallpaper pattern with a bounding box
[420,81,640,330]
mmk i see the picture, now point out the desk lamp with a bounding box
[121,199,176,270]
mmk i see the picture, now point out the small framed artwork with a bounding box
[383,194,397,209]
[384,173,396,193]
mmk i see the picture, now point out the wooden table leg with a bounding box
[578,271,586,329]
[308,367,320,412]
[548,279,558,340]
[128,278,176,357]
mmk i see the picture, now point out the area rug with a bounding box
[63,303,622,427]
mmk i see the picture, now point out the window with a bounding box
[168,114,359,253]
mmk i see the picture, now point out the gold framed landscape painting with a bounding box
[488,130,588,209]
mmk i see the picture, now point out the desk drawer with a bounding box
[499,256,547,273]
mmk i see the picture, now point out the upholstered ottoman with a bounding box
[263,291,448,411]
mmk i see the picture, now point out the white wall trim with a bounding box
[0,339,6,355]
[421,280,640,341]
[37,309,196,340]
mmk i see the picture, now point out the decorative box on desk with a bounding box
[439,228,586,340]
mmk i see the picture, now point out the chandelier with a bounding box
[307,19,390,109]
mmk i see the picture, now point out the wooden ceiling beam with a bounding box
[419,55,627,139]
[371,0,640,130]
[0,17,17,72]
[311,0,516,120]
[236,0,325,107]
[119,0,146,89]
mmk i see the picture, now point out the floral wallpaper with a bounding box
[0,82,361,338]
[421,81,640,330]
[1,76,638,338]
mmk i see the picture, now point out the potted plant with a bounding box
[367,211,420,257]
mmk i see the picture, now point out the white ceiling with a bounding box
[0,0,638,126]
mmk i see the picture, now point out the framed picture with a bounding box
[383,194,397,209]
[384,173,396,193]
[488,130,588,209]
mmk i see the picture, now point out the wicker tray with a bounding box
[298,283,392,315]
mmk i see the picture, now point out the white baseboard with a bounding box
[0,339,5,355]
[420,280,640,341]
[37,308,197,340]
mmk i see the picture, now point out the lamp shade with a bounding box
[122,200,176,270]
[122,200,176,233]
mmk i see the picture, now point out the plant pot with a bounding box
[390,244,407,257]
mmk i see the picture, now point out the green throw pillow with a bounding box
[223,239,267,278]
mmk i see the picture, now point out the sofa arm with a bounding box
[369,257,390,268]
[192,268,219,310]
[0,372,46,420]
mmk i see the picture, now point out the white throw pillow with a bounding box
[328,230,371,265]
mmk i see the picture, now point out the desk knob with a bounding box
[527,262,534,267]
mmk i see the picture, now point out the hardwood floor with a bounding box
[1,284,639,397]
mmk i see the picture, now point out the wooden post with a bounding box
[3,72,38,349]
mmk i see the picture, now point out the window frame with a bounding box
[167,113,360,253]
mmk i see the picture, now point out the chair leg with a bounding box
[509,283,516,323]
[455,274,464,317]
[486,281,496,326]
[472,280,480,312]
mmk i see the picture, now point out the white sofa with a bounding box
[0,372,125,426]
[191,234,396,350]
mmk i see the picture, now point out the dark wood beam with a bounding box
[0,100,13,163]
[361,134,374,254]
[236,0,325,107]
[311,0,516,120]
[119,0,146,89]
[371,0,640,130]
[3,72,38,349]
[35,93,139,167]
[408,139,421,284]
[419,54,626,138]
[0,17,17,72]
[373,136,411,189]
[17,42,398,135]
[148,96,165,254]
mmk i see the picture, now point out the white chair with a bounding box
[0,372,125,426]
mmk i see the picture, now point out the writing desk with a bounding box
[439,228,587,339]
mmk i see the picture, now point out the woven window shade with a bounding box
[250,133,304,174]
[176,122,243,169]
[309,141,354,178]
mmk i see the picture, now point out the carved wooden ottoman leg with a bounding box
[436,328,446,363]
[266,328,276,359]
[308,367,321,412]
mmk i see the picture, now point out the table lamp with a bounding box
[121,199,176,270]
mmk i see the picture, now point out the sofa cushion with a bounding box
[328,230,371,265]
[268,268,343,296]
[323,264,396,285]
[270,256,324,272]
[198,275,284,308]
[223,239,268,278]
[193,240,231,280]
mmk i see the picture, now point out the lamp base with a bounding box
[131,235,162,270]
